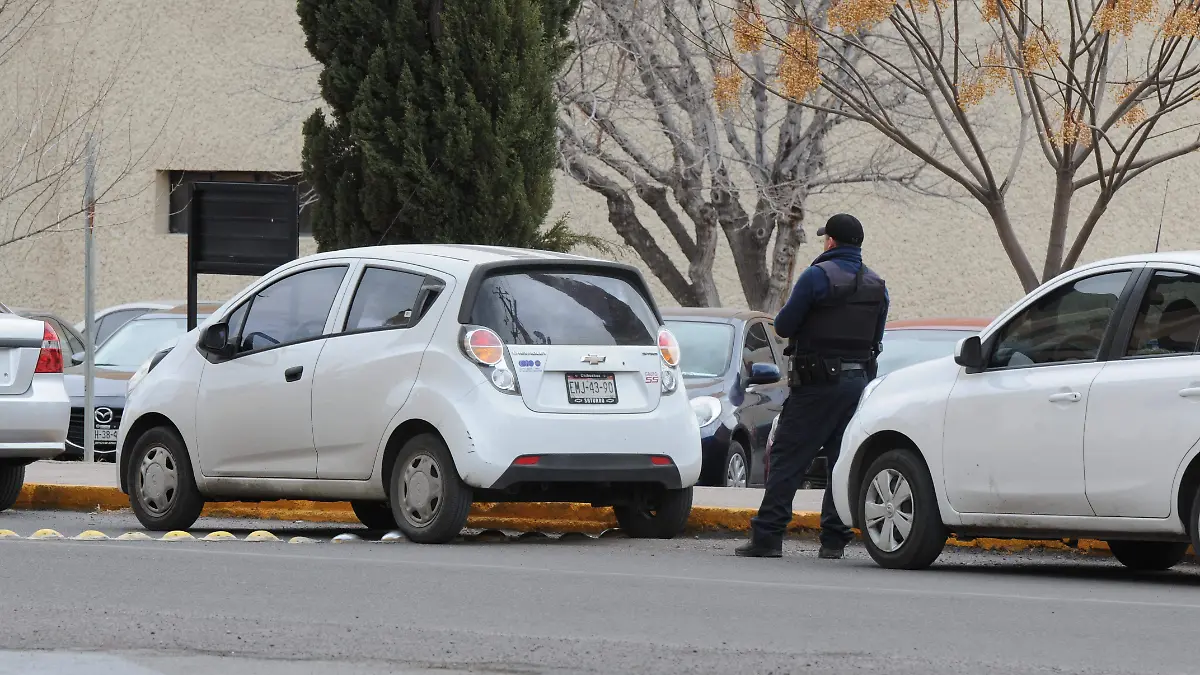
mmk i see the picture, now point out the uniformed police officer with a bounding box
[735,213,889,560]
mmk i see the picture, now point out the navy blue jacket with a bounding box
[774,245,889,354]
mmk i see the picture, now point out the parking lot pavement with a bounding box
[1,509,1198,674]
[22,460,824,512]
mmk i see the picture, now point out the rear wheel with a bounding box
[0,463,25,512]
[613,487,693,539]
[351,500,398,530]
[858,449,947,570]
[127,427,204,531]
[1107,540,1188,571]
[388,433,472,544]
[724,442,748,488]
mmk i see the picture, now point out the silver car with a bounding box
[0,304,70,512]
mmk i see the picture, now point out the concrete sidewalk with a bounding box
[23,460,825,512]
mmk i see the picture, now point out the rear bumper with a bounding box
[489,454,683,490]
[450,382,703,490]
[0,374,69,459]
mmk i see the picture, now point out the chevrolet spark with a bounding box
[116,245,702,543]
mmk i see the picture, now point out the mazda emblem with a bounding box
[94,407,114,425]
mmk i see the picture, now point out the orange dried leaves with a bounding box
[777,27,822,100]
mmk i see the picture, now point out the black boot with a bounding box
[735,540,782,558]
[817,545,844,560]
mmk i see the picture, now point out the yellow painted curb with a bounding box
[245,530,279,542]
[202,531,237,541]
[116,531,153,541]
[29,528,63,540]
[0,529,19,539]
[160,530,195,541]
[12,482,1182,558]
[73,530,109,541]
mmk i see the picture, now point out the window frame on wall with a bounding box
[166,171,314,236]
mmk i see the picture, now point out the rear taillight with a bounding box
[460,326,519,395]
[35,322,63,374]
[462,328,504,366]
[657,328,680,394]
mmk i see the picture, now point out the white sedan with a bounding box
[833,252,1200,570]
[0,305,70,511]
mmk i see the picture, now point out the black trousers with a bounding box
[750,370,868,549]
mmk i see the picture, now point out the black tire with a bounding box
[351,500,398,530]
[857,449,947,570]
[388,433,472,544]
[1107,540,1189,571]
[127,427,204,531]
[613,487,693,539]
[724,441,749,488]
[0,463,25,512]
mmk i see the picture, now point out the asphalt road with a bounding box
[1,510,1198,674]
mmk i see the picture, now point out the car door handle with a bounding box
[284,366,304,382]
[1048,392,1081,403]
[1179,387,1200,398]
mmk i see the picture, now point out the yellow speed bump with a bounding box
[160,531,195,541]
[72,530,110,541]
[202,531,237,541]
[29,529,64,540]
[245,530,279,542]
[0,529,19,539]
[116,532,153,541]
[288,536,317,544]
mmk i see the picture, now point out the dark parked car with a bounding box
[62,303,217,461]
[664,308,794,488]
[11,308,86,367]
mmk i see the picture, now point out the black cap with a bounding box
[816,213,864,246]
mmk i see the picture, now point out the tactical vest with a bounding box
[788,261,887,363]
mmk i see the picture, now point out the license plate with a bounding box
[565,372,618,404]
[94,427,117,444]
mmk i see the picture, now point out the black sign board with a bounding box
[185,182,300,330]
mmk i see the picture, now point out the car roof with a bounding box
[138,303,222,319]
[1075,251,1200,268]
[885,318,990,330]
[660,307,771,322]
[298,244,601,275]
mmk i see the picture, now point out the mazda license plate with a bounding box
[94,427,118,443]
[566,373,618,404]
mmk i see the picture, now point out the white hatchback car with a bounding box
[117,245,702,542]
[834,253,1200,570]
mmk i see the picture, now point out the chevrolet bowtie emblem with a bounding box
[581,354,606,365]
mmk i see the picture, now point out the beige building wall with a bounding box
[2,1,1198,324]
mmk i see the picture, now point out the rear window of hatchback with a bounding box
[468,270,659,346]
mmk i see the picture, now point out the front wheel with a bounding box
[388,433,472,544]
[858,449,947,570]
[724,442,749,488]
[0,463,25,512]
[613,487,693,539]
[1107,540,1188,571]
[127,427,205,531]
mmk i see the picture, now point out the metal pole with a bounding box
[83,134,96,464]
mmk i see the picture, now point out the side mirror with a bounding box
[199,322,232,357]
[71,352,84,365]
[954,336,984,371]
[747,362,782,386]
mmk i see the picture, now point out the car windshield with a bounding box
[664,320,734,378]
[876,328,976,377]
[93,317,189,369]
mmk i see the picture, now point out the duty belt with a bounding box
[840,362,866,371]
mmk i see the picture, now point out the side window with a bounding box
[1126,271,1200,357]
[766,321,787,361]
[988,270,1131,369]
[235,266,348,353]
[743,321,777,369]
[51,319,84,356]
[344,268,427,332]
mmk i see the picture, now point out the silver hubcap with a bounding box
[863,468,914,553]
[138,445,178,517]
[726,451,747,488]
[401,453,444,527]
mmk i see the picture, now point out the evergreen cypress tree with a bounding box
[298,0,584,252]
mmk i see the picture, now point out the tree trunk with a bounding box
[761,201,807,313]
[983,198,1041,293]
[1042,169,1075,282]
